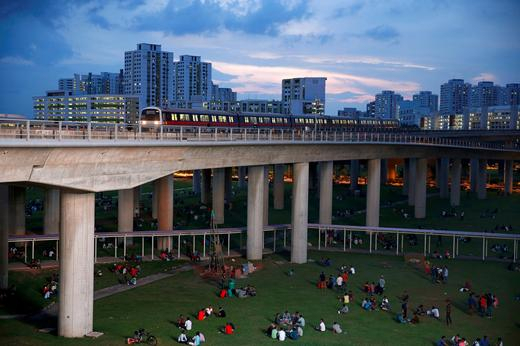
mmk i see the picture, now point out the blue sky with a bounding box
[1,0,519,116]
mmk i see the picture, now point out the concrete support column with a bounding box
[439,157,450,199]
[238,167,247,189]
[350,160,359,191]
[192,170,201,195]
[366,159,381,227]
[477,159,487,200]
[246,166,265,260]
[504,160,513,195]
[291,162,309,264]
[380,159,388,185]
[0,185,8,289]
[224,167,232,202]
[402,159,409,195]
[133,186,140,217]
[44,188,60,235]
[450,159,462,207]
[152,180,159,219]
[58,190,95,337]
[319,161,333,224]
[263,166,269,226]
[118,189,134,233]
[470,158,479,193]
[273,164,285,210]
[414,158,428,219]
[212,168,225,225]
[8,186,25,236]
[201,169,211,205]
[157,175,174,250]
[408,158,417,206]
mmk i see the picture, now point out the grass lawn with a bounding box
[1,251,519,345]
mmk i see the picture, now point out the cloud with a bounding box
[471,72,497,83]
[364,25,400,42]
[301,55,435,71]
[338,94,375,104]
[206,0,262,17]
[0,56,34,65]
[247,52,284,60]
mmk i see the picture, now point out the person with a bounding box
[198,332,205,343]
[428,306,440,319]
[218,306,226,318]
[377,275,386,295]
[442,266,449,283]
[402,301,408,319]
[297,314,305,327]
[341,292,350,304]
[185,317,192,331]
[472,338,481,346]
[338,304,349,314]
[410,312,420,324]
[336,275,343,288]
[446,300,452,326]
[496,337,503,346]
[224,322,234,335]
[297,325,303,337]
[278,328,286,341]
[177,315,186,329]
[219,288,227,298]
[480,336,490,346]
[331,321,342,334]
[396,313,407,323]
[316,319,326,332]
[188,331,201,346]
[197,309,206,321]
[271,327,278,339]
[177,330,188,344]
[288,327,299,340]
[436,336,448,346]
[381,296,391,311]
[205,305,213,317]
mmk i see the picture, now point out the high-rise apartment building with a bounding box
[282,77,326,115]
[440,79,471,114]
[211,83,237,102]
[412,91,438,114]
[59,72,123,95]
[374,90,403,119]
[124,43,174,108]
[173,55,212,107]
[470,81,500,108]
[366,101,376,117]
[504,83,520,105]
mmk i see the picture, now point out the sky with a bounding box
[1,0,519,117]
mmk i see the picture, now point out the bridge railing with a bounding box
[0,119,518,151]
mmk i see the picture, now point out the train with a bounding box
[139,107,401,131]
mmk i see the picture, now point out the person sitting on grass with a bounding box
[223,322,235,335]
[296,314,305,328]
[266,323,276,337]
[414,305,427,316]
[381,296,391,311]
[427,306,440,319]
[436,335,448,346]
[271,326,278,339]
[188,331,201,346]
[217,306,226,318]
[219,288,227,298]
[177,329,188,344]
[338,304,349,314]
[327,275,335,289]
[185,317,192,331]
[288,326,299,340]
[396,313,408,323]
[361,298,372,311]
[204,305,213,317]
[331,321,342,334]
[278,328,286,341]
[177,314,186,329]
[315,318,326,332]
[197,309,206,321]
[281,310,291,324]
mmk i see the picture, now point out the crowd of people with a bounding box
[267,311,305,341]
[42,273,58,299]
[112,261,140,285]
[437,334,503,346]
[218,278,256,298]
[175,304,233,345]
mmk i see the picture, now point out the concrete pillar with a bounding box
[263,166,269,226]
[291,162,309,264]
[201,169,211,205]
[44,188,60,235]
[238,167,247,189]
[319,161,333,224]
[435,159,440,187]
[212,168,225,225]
[192,170,201,195]
[0,185,8,289]
[408,158,417,206]
[414,158,428,219]
[157,175,174,250]
[450,159,462,207]
[58,190,95,337]
[152,180,159,219]
[133,186,140,217]
[118,189,134,232]
[366,159,381,227]
[470,158,479,193]
[402,159,409,195]
[380,159,387,185]
[273,164,285,210]
[477,159,487,200]
[247,166,265,260]
[8,186,25,236]
[504,160,513,195]
[350,160,359,191]
[439,157,449,199]
[225,167,232,202]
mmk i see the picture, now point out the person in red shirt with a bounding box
[224,322,234,334]
[341,271,348,283]
[130,267,139,277]
[197,309,206,321]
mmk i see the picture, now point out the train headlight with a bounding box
[154,121,160,125]
[142,120,147,125]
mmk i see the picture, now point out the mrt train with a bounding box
[139,107,400,131]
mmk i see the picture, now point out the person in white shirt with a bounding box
[428,306,440,319]
[278,329,286,341]
[315,319,326,332]
[185,317,193,331]
[332,321,342,334]
[336,275,343,288]
[177,330,188,343]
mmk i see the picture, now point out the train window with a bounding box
[283,118,288,124]
[250,117,257,124]
[258,117,264,123]
[229,116,234,123]
[200,115,209,122]
[244,117,250,123]
[172,113,178,121]
[267,117,273,123]
[218,116,227,122]
[276,118,282,123]
[192,114,199,122]
[211,116,217,122]
[179,114,190,121]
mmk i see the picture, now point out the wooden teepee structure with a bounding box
[208,209,225,273]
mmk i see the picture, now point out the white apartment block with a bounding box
[174,55,212,106]
[282,77,326,115]
[124,43,174,108]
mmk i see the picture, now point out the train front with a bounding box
[139,107,162,129]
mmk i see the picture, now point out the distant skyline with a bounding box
[1,0,519,116]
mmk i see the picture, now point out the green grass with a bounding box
[1,251,519,345]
